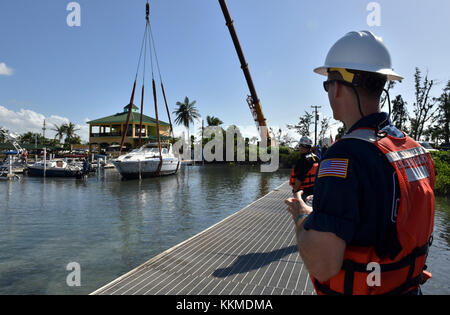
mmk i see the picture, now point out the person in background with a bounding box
[289,136,319,201]
[285,31,435,295]
[82,158,90,174]
[315,146,322,160]
[21,149,28,164]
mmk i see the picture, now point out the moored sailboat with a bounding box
[113,1,179,179]
[112,143,179,179]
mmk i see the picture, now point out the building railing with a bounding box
[90,132,122,138]
[90,132,149,138]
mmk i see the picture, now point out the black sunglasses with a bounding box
[323,80,336,92]
[323,79,355,92]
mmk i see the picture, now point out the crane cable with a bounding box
[119,1,174,176]
[148,18,175,139]
[119,6,148,155]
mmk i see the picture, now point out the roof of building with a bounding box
[87,104,170,126]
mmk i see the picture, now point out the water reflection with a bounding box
[435,197,450,248]
[260,172,270,197]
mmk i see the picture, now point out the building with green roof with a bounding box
[87,104,171,153]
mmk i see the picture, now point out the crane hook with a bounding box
[146,2,150,22]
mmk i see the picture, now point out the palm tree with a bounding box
[206,115,223,126]
[173,97,201,143]
[52,124,67,143]
[19,132,45,145]
[63,122,80,145]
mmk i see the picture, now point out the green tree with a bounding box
[318,117,332,145]
[287,111,313,137]
[381,81,397,110]
[335,122,347,141]
[391,95,409,131]
[52,123,67,143]
[63,122,80,145]
[20,132,45,144]
[422,125,441,144]
[269,127,295,147]
[410,68,438,140]
[173,97,201,143]
[206,115,223,126]
[435,81,450,144]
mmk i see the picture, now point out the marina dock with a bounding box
[91,182,315,295]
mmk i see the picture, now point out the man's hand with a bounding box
[285,191,346,283]
[285,191,312,224]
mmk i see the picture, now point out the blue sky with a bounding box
[0,0,449,142]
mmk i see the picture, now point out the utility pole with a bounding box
[311,106,321,147]
[42,120,46,140]
[201,119,205,165]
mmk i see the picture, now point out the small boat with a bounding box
[112,143,180,179]
[0,152,27,174]
[27,159,85,178]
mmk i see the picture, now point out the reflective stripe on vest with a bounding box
[311,128,435,295]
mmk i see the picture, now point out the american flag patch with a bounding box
[318,159,349,178]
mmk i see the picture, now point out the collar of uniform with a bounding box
[347,112,390,134]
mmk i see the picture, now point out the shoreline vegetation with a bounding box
[278,149,449,197]
[431,151,450,197]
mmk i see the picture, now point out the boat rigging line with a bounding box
[119,1,175,177]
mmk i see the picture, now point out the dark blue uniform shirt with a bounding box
[304,112,404,260]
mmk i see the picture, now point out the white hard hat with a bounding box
[314,31,403,81]
[299,136,313,147]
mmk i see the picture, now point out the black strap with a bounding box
[313,279,343,296]
[343,261,355,295]
[315,274,422,296]
[315,241,430,295]
[341,243,429,273]
[382,274,423,296]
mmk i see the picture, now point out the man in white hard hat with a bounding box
[289,136,319,201]
[285,31,435,295]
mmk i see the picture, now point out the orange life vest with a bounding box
[289,168,296,188]
[311,128,435,295]
[289,154,319,191]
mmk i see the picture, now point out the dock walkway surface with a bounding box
[91,182,315,295]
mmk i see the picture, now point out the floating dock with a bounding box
[91,182,315,295]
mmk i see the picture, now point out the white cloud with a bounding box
[0,62,13,76]
[0,105,89,142]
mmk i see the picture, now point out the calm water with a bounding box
[0,165,449,295]
[0,165,290,295]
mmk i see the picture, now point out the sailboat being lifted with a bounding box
[112,1,180,179]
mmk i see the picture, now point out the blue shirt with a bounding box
[304,112,404,260]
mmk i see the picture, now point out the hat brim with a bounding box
[314,65,403,81]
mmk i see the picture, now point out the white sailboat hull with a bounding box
[112,144,180,179]
[113,157,179,179]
